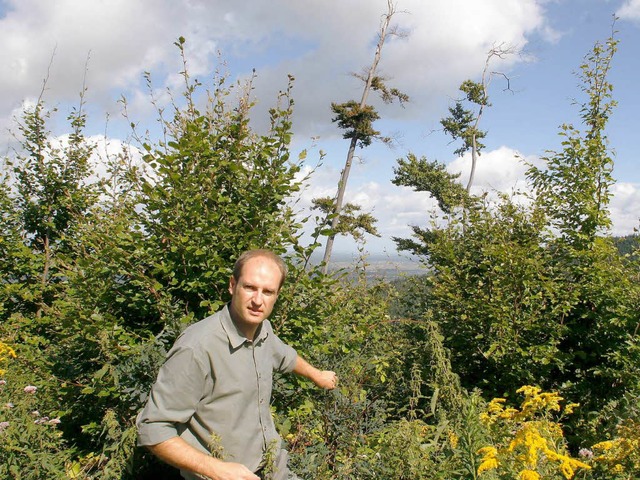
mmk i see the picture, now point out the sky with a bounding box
[1,0,639,258]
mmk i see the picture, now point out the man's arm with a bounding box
[147,436,259,480]
[292,356,338,389]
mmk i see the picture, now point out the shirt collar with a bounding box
[220,304,269,349]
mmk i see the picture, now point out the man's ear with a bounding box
[228,276,236,295]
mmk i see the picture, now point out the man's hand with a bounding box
[207,461,260,480]
[314,370,338,390]
[147,437,260,480]
[293,357,338,390]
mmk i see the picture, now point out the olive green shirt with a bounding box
[136,305,298,478]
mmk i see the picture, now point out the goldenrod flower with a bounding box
[477,446,499,475]
[0,341,17,376]
[479,386,592,480]
[448,430,459,449]
[520,470,541,480]
[564,403,579,415]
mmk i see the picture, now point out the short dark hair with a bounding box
[232,249,287,290]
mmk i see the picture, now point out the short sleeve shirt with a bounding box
[136,305,298,476]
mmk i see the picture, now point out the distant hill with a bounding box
[305,251,426,280]
[613,234,639,256]
[305,234,638,282]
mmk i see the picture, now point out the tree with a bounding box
[320,0,408,273]
[527,36,617,249]
[440,44,515,192]
[392,28,640,449]
[3,85,99,319]
[311,197,380,247]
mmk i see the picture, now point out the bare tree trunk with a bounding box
[321,0,396,274]
[466,44,514,193]
[466,134,478,193]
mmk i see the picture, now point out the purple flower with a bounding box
[48,418,61,425]
[0,380,6,386]
[0,421,9,432]
[34,416,50,425]
[579,448,594,459]
[23,385,37,394]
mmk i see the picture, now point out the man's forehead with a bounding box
[238,256,281,278]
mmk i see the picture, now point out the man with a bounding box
[137,249,337,480]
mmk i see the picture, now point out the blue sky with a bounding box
[1,0,638,257]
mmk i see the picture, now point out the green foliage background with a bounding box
[1,35,639,480]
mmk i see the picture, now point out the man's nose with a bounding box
[251,291,264,304]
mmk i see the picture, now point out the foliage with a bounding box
[612,234,639,256]
[440,89,487,157]
[320,0,407,270]
[392,153,470,214]
[331,101,381,148]
[0,37,312,479]
[0,347,74,479]
[1,27,639,480]
[392,30,640,452]
[477,386,590,480]
[311,196,380,243]
[527,36,618,249]
[589,418,640,479]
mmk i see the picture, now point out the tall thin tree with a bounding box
[320,0,407,273]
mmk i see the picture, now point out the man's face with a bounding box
[228,256,282,338]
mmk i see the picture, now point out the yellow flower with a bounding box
[520,470,541,480]
[592,440,614,451]
[0,341,17,376]
[564,403,579,415]
[477,457,499,475]
[448,430,459,449]
[477,446,499,475]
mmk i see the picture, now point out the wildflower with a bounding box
[477,446,499,474]
[448,430,459,449]
[31,410,40,417]
[0,343,16,358]
[0,421,9,432]
[48,418,61,425]
[23,385,37,394]
[520,470,541,480]
[593,440,615,451]
[579,448,593,459]
[0,342,17,376]
[4,402,13,409]
[564,403,579,415]
[0,379,6,386]
[34,416,50,425]
[480,387,592,479]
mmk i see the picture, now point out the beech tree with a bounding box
[441,44,515,192]
[392,30,640,448]
[319,0,408,273]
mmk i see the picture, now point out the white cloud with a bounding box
[247,0,547,136]
[313,145,640,254]
[448,146,532,194]
[617,0,640,21]
[0,0,551,139]
[610,182,640,235]
[2,0,637,255]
